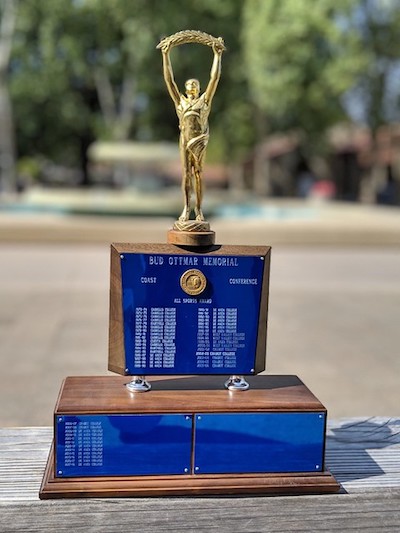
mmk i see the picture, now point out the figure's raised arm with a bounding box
[204,44,222,105]
[161,45,180,107]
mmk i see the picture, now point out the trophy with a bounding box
[157,30,224,247]
[40,31,339,498]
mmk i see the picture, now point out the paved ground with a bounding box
[1,238,399,426]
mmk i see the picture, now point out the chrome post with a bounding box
[224,375,250,391]
[126,376,152,393]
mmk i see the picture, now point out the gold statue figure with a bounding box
[157,31,225,239]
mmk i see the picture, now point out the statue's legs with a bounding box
[194,166,204,221]
[178,146,192,222]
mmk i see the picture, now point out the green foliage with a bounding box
[10,0,254,175]
[242,0,369,152]
[17,156,41,182]
[346,0,400,132]
[132,0,255,160]
[8,0,400,179]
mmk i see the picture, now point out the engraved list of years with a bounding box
[134,306,245,370]
[196,307,245,369]
[134,307,177,369]
[63,420,103,469]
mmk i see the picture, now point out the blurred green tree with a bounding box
[241,0,400,200]
[10,0,252,186]
[0,0,17,192]
[11,0,150,185]
[142,0,256,165]
[8,0,400,195]
[345,0,400,133]
[242,0,368,155]
[344,0,400,203]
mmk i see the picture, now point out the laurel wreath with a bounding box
[157,30,226,52]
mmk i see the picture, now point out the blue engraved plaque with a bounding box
[55,414,192,477]
[193,412,326,474]
[119,252,266,375]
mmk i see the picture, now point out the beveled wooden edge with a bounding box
[54,376,328,415]
[111,243,271,257]
[255,247,271,374]
[40,443,340,499]
[108,245,126,375]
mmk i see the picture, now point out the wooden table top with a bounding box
[1,417,400,531]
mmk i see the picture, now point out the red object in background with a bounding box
[311,180,336,199]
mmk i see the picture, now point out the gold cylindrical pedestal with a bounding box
[167,229,215,247]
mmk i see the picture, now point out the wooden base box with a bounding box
[40,375,339,498]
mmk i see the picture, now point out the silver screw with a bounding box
[58,471,62,475]
[197,416,202,421]
[260,257,264,261]
[120,254,124,259]
[316,465,320,469]
[250,368,254,373]
[58,417,62,422]
[195,466,200,472]
[185,416,190,420]
[319,414,323,419]
[184,468,189,473]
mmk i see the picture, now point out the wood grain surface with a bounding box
[43,374,333,498]
[55,375,326,415]
[108,244,125,374]
[111,243,271,257]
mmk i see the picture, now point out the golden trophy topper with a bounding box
[157,30,226,246]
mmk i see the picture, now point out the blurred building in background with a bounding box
[241,124,400,205]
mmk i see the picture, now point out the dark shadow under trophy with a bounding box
[40,31,339,498]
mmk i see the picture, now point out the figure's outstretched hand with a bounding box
[212,42,223,55]
[213,36,225,54]
[161,43,169,54]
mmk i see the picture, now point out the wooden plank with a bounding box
[0,427,52,502]
[326,416,400,491]
[1,493,400,532]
